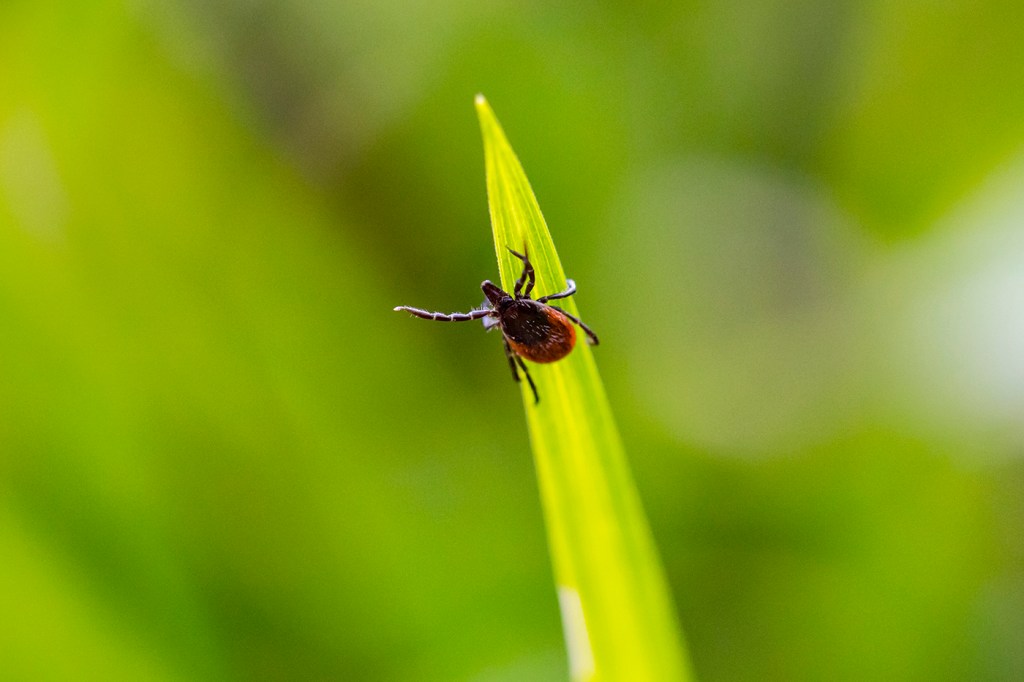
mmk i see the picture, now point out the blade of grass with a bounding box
[475,95,693,682]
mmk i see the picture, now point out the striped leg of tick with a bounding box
[508,248,536,299]
[501,337,520,382]
[393,306,491,322]
[536,279,576,303]
[514,354,539,403]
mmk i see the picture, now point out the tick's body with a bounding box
[498,300,576,363]
[394,248,598,403]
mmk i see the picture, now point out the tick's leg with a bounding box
[549,306,599,345]
[514,355,540,404]
[536,278,576,304]
[501,337,520,382]
[508,247,536,299]
[501,333,536,399]
[393,306,493,322]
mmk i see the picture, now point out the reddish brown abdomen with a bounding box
[504,305,576,363]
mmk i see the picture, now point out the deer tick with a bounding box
[393,247,599,403]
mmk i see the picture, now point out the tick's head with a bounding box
[481,280,510,307]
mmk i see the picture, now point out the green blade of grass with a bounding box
[475,95,692,682]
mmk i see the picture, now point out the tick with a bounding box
[393,247,599,403]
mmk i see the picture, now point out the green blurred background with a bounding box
[2,1,1023,680]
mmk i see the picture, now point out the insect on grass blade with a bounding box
[475,94,693,682]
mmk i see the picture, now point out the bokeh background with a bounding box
[2,1,1023,680]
